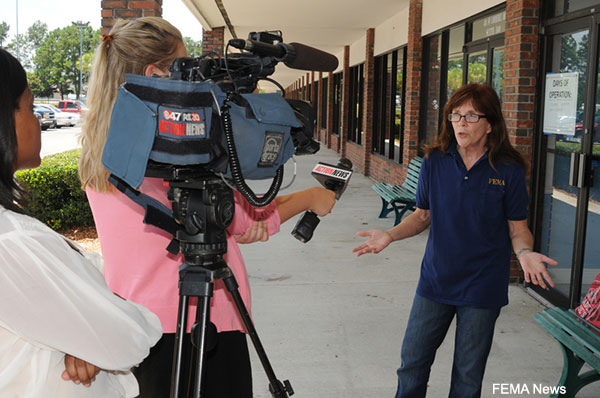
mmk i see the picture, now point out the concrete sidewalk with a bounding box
[239,146,600,398]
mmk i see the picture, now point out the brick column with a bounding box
[361,28,375,175]
[317,71,324,143]
[326,71,335,149]
[202,26,224,57]
[340,45,350,157]
[503,0,540,282]
[101,0,162,34]
[311,71,316,105]
[403,0,423,164]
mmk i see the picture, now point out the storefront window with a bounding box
[492,47,504,98]
[320,77,328,129]
[468,50,487,84]
[348,63,364,144]
[472,10,506,41]
[373,48,405,162]
[332,73,342,135]
[419,7,505,150]
[447,25,465,99]
[423,34,442,145]
[549,0,600,17]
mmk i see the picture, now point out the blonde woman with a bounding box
[80,17,335,397]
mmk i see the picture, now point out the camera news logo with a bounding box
[159,109,206,137]
[258,131,284,167]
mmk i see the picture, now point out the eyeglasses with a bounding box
[447,113,486,123]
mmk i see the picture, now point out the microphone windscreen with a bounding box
[285,43,339,72]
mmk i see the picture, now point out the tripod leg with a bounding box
[171,295,189,398]
[222,274,294,398]
[191,295,211,398]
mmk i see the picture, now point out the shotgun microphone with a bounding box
[229,39,339,72]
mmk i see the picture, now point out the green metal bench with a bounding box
[534,307,600,397]
[372,156,422,226]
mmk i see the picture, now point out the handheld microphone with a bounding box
[291,158,353,243]
[229,39,339,72]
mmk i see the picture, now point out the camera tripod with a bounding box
[159,169,294,398]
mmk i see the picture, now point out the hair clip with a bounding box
[101,34,114,42]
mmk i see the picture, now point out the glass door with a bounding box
[536,17,599,308]
[464,37,505,97]
[581,38,600,298]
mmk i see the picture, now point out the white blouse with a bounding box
[0,206,162,397]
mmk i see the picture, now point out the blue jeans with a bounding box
[395,294,500,398]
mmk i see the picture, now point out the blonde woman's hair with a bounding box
[79,17,183,192]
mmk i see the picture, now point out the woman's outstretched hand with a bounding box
[352,230,393,257]
[518,251,558,290]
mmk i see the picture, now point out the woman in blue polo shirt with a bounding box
[353,83,558,398]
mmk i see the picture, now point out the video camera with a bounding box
[101,31,339,398]
[102,30,338,207]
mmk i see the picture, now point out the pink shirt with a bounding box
[86,178,280,334]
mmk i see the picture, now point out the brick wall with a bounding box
[101,0,162,34]
[503,0,540,282]
[403,0,422,164]
[370,155,406,183]
[202,27,224,57]
[367,0,422,185]
[346,28,375,174]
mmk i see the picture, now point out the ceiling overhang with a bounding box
[182,0,409,89]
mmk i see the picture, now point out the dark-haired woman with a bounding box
[353,83,558,398]
[0,48,162,397]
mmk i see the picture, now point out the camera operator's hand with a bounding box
[235,220,269,244]
[275,187,336,223]
[308,187,336,217]
[62,354,100,387]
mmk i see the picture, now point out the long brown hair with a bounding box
[423,83,526,170]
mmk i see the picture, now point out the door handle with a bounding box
[577,153,587,188]
[569,152,588,188]
[569,152,580,187]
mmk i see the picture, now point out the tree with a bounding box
[6,20,47,71]
[184,36,202,57]
[27,21,48,48]
[33,24,96,99]
[0,22,9,47]
[28,71,54,98]
[6,34,28,66]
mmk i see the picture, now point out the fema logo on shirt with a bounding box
[488,178,505,186]
[158,108,206,137]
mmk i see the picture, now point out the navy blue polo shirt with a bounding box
[415,142,528,308]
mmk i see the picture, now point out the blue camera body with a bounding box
[103,74,301,188]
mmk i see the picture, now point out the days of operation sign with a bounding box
[543,72,579,136]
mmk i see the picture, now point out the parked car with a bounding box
[38,104,79,128]
[33,105,56,130]
[572,110,600,144]
[57,99,88,117]
[35,112,42,127]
